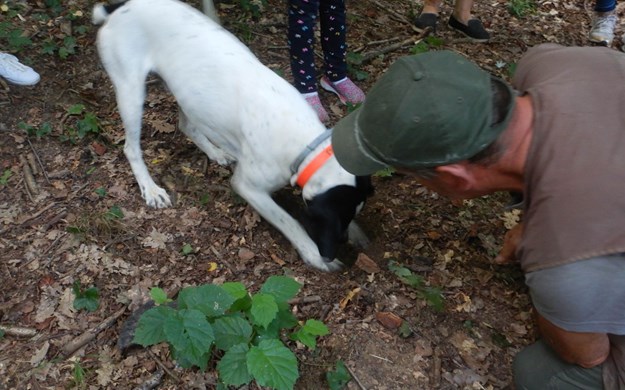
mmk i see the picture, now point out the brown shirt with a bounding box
[513,44,625,389]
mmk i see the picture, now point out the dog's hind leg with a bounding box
[230,169,344,272]
[112,73,172,208]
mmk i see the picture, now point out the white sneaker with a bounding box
[0,53,40,86]
[589,12,618,46]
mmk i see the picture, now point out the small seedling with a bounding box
[389,260,444,311]
[71,359,86,387]
[508,0,536,18]
[0,169,12,186]
[104,205,124,220]
[61,104,101,143]
[72,281,100,312]
[326,360,351,390]
[19,121,53,138]
[94,187,107,197]
[410,36,444,55]
[181,243,195,256]
[373,166,396,178]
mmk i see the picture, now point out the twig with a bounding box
[370,0,421,33]
[147,349,180,383]
[20,154,38,197]
[133,368,164,390]
[361,36,423,64]
[431,346,441,388]
[42,210,67,231]
[26,137,50,184]
[369,354,393,363]
[61,307,126,358]
[288,295,321,305]
[18,203,55,227]
[0,324,37,337]
[345,364,367,390]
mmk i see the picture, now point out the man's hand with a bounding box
[495,222,524,264]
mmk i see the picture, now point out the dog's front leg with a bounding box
[116,84,172,208]
[348,221,370,249]
[231,170,344,272]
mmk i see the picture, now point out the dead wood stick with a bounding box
[361,36,422,64]
[0,324,37,337]
[288,295,322,305]
[133,368,164,390]
[147,349,180,383]
[20,154,39,196]
[26,138,50,184]
[18,203,55,227]
[42,210,67,231]
[61,307,126,358]
[370,0,421,33]
[26,153,39,175]
[345,364,367,390]
[431,346,441,388]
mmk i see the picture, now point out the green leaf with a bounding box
[212,315,253,351]
[222,282,248,300]
[217,343,252,386]
[247,339,298,390]
[177,284,235,317]
[301,319,329,336]
[164,309,214,370]
[222,281,251,311]
[291,319,329,349]
[289,328,317,349]
[326,360,351,390]
[150,287,171,305]
[0,329,5,338]
[72,283,99,312]
[105,205,124,220]
[67,104,85,115]
[0,169,12,185]
[181,243,194,256]
[260,276,301,303]
[133,305,176,346]
[250,293,278,329]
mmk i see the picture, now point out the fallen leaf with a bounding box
[30,341,50,366]
[339,287,361,310]
[375,311,403,330]
[355,253,380,273]
[238,248,255,261]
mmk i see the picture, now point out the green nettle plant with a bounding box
[133,276,329,390]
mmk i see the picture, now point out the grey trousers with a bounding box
[514,340,604,389]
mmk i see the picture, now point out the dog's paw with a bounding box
[305,257,345,272]
[143,186,172,208]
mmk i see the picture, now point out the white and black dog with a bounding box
[92,0,372,271]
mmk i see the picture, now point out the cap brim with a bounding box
[331,108,389,176]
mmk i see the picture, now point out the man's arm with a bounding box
[536,311,610,368]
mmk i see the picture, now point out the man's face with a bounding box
[398,165,492,200]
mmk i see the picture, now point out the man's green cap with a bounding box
[332,50,515,176]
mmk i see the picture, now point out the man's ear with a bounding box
[433,163,474,191]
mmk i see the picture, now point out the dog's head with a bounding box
[300,175,373,263]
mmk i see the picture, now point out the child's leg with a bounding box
[319,0,347,82]
[288,0,320,93]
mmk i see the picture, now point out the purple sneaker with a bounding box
[303,92,330,123]
[320,76,365,105]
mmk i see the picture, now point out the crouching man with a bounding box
[331,45,625,389]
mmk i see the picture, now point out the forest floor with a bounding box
[0,0,616,388]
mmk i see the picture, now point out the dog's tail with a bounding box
[92,1,128,25]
